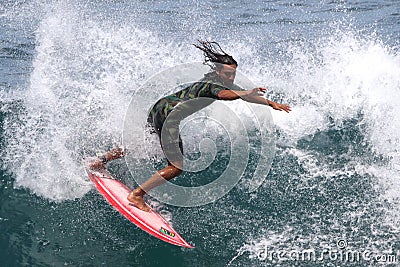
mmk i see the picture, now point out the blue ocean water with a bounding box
[1,0,400,266]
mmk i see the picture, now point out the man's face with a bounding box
[216,64,237,87]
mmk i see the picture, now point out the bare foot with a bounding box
[127,191,151,212]
[89,158,105,170]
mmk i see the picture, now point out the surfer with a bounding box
[90,40,291,211]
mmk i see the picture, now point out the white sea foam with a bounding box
[2,0,399,225]
[231,31,400,264]
[2,2,195,201]
[2,1,265,201]
[267,33,400,201]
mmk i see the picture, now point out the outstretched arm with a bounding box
[217,87,291,113]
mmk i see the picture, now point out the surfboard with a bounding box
[85,168,194,248]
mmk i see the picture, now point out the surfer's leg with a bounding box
[135,161,183,190]
[128,107,184,211]
[127,161,182,212]
[89,147,126,169]
[128,121,184,211]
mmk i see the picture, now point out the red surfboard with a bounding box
[86,168,194,248]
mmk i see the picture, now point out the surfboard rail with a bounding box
[86,168,194,248]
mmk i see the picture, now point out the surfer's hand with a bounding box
[248,87,266,97]
[269,101,291,113]
[89,158,106,170]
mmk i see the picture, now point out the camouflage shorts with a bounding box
[148,100,183,163]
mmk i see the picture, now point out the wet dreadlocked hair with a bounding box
[193,40,237,70]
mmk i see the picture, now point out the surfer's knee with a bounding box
[173,166,183,176]
[169,161,183,175]
[167,165,183,177]
[159,163,183,179]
